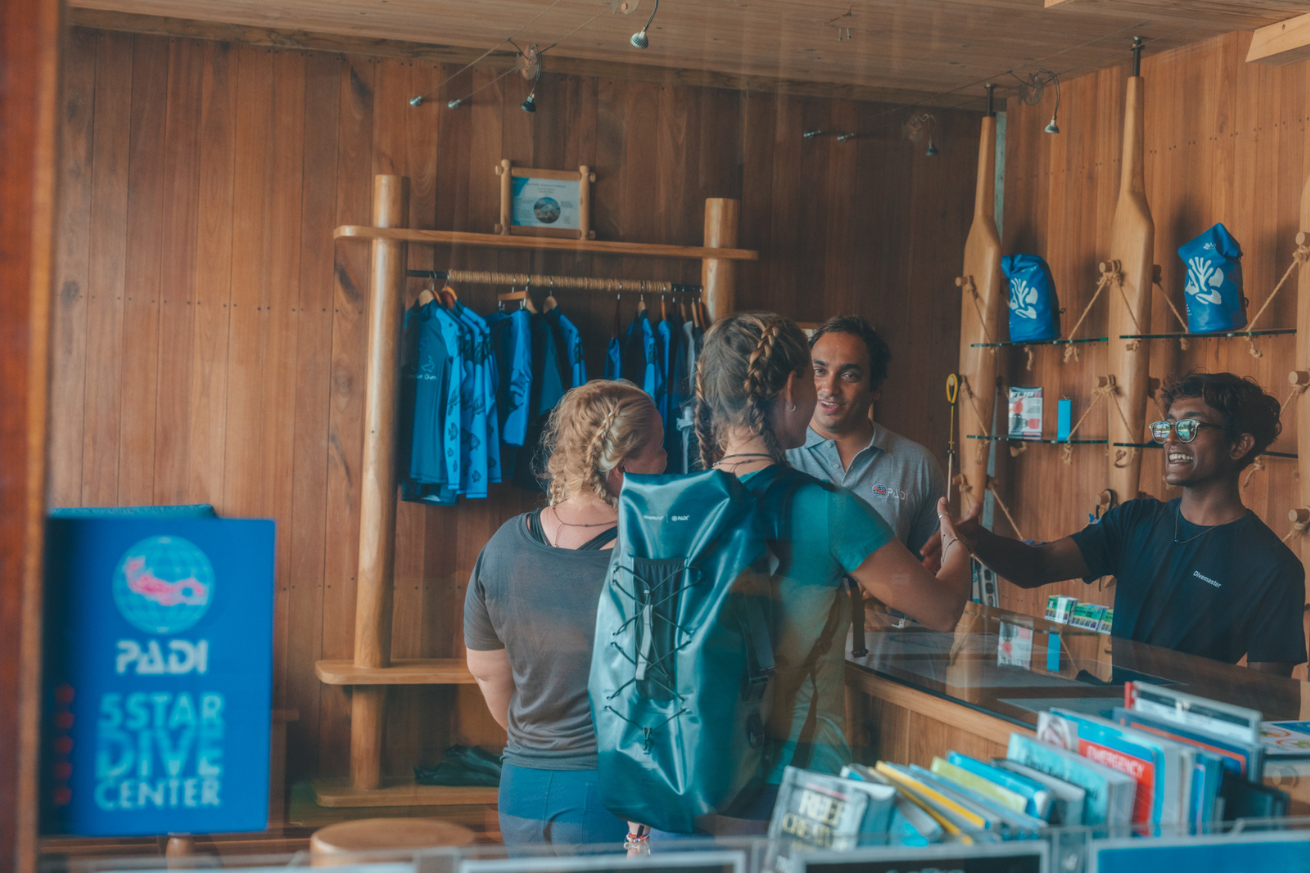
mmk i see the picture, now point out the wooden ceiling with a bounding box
[70,0,1306,107]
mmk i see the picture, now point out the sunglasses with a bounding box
[1150,419,1228,444]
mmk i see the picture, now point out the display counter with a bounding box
[843,601,1310,810]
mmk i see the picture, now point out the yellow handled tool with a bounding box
[945,373,959,504]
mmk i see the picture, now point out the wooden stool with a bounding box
[310,817,475,865]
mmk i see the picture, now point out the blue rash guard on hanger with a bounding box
[622,310,661,399]
[656,317,672,419]
[404,302,450,487]
[455,301,499,492]
[451,311,478,496]
[488,308,533,447]
[402,302,462,506]
[549,308,587,388]
[661,312,687,460]
[436,305,465,502]
[605,335,621,381]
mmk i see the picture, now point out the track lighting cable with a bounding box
[410,0,566,105]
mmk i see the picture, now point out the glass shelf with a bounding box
[1119,328,1295,340]
[966,435,1106,445]
[1119,442,1297,459]
[970,337,1107,348]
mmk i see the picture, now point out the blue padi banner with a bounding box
[42,518,275,836]
[1090,831,1310,873]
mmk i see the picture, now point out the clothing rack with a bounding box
[405,269,702,296]
[317,175,749,809]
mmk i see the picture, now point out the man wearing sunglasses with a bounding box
[946,372,1306,677]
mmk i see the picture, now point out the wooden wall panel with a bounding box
[998,31,1310,676]
[51,27,978,786]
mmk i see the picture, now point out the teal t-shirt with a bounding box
[739,467,896,783]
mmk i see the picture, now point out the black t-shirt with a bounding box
[1068,497,1306,665]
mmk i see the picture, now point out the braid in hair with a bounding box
[541,379,658,506]
[694,361,718,470]
[741,322,787,464]
[694,312,810,470]
[583,403,623,505]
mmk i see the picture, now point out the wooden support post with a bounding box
[702,198,740,321]
[350,174,408,790]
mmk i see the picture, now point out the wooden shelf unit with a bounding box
[320,176,750,809]
[311,779,499,809]
[315,658,475,686]
[334,225,759,262]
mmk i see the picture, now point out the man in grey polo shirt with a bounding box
[786,315,946,569]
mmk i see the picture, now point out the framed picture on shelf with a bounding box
[495,159,596,239]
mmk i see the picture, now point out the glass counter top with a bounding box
[846,602,1307,732]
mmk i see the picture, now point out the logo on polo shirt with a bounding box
[871,485,907,501]
[1192,570,1222,589]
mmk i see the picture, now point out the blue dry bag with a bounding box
[1179,223,1246,333]
[591,466,831,833]
[1002,254,1061,342]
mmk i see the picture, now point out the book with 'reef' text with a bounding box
[768,766,870,854]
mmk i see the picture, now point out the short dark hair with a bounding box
[1160,371,1282,469]
[809,314,892,392]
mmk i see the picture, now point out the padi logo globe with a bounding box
[112,536,215,634]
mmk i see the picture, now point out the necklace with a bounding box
[550,504,616,528]
[1173,505,1243,545]
[714,452,775,469]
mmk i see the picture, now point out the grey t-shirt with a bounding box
[785,423,946,554]
[464,513,614,770]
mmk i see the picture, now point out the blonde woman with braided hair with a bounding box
[465,380,666,847]
[650,312,970,839]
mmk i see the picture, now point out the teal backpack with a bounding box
[589,466,836,833]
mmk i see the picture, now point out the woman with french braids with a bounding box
[656,312,971,838]
[465,380,667,847]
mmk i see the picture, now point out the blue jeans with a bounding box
[498,763,628,849]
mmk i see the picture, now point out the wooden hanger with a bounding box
[498,288,530,311]
[543,279,558,313]
[697,299,709,327]
[636,283,646,315]
[438,282,459,308]
[660,294,667,322]
[680,299,688,321]
[612,295,621,338]
[417,276,437,307]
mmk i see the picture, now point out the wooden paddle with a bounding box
[955,88,1005,512]
[1105,38,1155,504]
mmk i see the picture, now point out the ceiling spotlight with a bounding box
[630,0,659,48]
[409,95,424,107]
[802,129,825,139]
[448,98,463,110]
[521,52,541,112]
[1013,68,1062,135]
[925,137,939,157]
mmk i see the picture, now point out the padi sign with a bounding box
[42,517,274,836]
